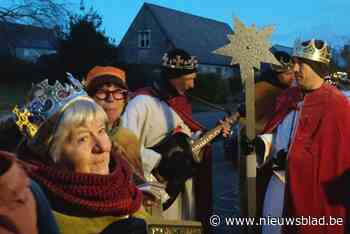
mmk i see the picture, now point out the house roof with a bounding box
[144,3,233,66]
[0,22,57,50]
[261,44,293,72]
[271,44,293,55]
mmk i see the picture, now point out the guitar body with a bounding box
[151,132,196,210]
[152,132,193,163]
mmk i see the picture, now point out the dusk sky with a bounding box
[77,0,350,47]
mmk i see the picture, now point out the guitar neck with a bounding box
[192,126,223,153]
[191,112,239,162]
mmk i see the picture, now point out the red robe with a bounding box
[264,84,350,233]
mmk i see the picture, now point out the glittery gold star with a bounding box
[214,17,280,82]
[13,106,38,138]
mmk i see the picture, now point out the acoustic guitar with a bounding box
[151,112,240,210]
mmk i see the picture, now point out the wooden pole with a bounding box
[213,17,279,233]
[241,66,257,233]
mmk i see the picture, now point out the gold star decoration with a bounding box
[214,17,280,82]
[13,106,38,138]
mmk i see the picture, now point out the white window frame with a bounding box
[138,29,151,48]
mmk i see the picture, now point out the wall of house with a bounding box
[0,37,11,57]
[197,64,237,79]
[118,6,172,65]
[14,48,56,62]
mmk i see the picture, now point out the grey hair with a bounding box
[49,98,108,163]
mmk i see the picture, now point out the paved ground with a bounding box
[194,111,241,234]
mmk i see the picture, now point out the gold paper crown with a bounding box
[293,39,331,64]
[12,73,88,139]
[162,53,198,70]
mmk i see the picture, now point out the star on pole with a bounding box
[213,18,282,219]
[214,17,280,82]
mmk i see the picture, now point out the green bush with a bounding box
[189,73,231,104]
[0,56,34,112]
[120,64,160,91]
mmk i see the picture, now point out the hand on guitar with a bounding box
[240,134,255,155]
[218,117,235,138]
[149,111,239,209]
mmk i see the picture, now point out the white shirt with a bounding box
[121,95,192,177]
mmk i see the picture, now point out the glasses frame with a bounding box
[94,89,128,101]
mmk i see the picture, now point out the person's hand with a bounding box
[272,149,287,170]
[219,117,234,138]
[142,193,161,208]
[240,134,255,155]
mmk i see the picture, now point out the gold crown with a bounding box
[293,39,331,64]
[162,53,198,70]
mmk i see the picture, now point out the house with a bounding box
[259,44,293,73]
[118,3,238,79]
[271,44,293,55]
[0,22,58,62]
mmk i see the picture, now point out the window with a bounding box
[138,30,151,48]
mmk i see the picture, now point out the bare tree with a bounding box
[0,0,72,58]
[0,0,70,27]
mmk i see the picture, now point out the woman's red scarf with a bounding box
[25,152,142,217]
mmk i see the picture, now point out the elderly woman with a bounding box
[83,66,163,213]
[14,75,148,234]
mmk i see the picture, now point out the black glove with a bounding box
[272,149,287,170]
[240,134,255,155]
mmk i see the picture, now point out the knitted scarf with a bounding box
[25,152,142,217]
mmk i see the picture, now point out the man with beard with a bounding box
[260,39,350,234]
[121,49,232,232]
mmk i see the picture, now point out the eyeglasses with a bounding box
[94,89,128,101]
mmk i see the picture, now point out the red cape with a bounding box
[264,84,350,233]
